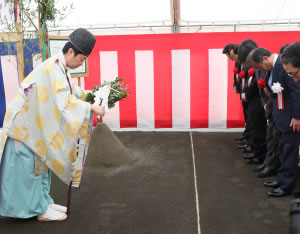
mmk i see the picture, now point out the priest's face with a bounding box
[66,48,87,69]
[283,62,300,82]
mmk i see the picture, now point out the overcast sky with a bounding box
[56,0,300,27]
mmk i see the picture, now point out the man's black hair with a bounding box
[281,42,300,68]
[232,44,239,55]
[62,42,83,56]
[247,48,271,64]
[222,43,235,54]
[238,39,258,63]
[240,39,258,48]
[279,44,290,55]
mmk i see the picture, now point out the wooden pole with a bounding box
[15,0,25,84]
[38,10,44,61]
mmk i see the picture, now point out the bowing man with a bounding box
[248,47,300,197]
[238,39,267,164]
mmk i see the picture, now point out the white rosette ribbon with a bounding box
[271,82,284,110]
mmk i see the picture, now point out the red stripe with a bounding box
[190,48,208,128]
[85,49,100,90]
[14,0,18,22]
[226,61,244,128]
[118,50,137,128]
[153,49,172,128]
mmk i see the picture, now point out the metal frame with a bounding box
[45,20,300,33]
[170,0,180,33]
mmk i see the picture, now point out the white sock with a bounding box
[49,204,67,213]
[38,207,66,221]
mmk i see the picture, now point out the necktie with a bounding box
[268,70,273,88]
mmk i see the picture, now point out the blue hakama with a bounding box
[0,137,54,218]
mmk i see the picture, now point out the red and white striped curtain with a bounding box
[2,31,300,130]
[85,31,300,130]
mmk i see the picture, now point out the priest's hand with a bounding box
[290,118,300,132]
[91,105,105,117]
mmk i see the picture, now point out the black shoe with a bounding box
[264,180,279,188]
[268,187,291,197]
[237,139,248,145]
[247,157,262,164]
[238,144,249,149]
[237,139,248,144]
[235,136,245,141]
[241,147,253,153]
[257,168,277,178]
[253,164,265,172]
[243,153,255,160]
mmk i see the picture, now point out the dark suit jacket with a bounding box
[233,62,241,93]
[272,57,300,133]
[245,67,264,112]
[257,70,272,118]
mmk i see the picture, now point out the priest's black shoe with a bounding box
[263,180,279,188]
[247,157,262,164]
[257,167,277,178]
[253,164,265,172]
[268,187,291,197]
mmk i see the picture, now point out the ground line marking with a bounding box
[189,131,201,234]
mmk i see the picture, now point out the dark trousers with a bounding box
[247,110,267,159]
[276,132,300,191]
[263,117,280,170]
[241,101,251,140]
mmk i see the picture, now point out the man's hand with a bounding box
[264,104,267,112]
[241,93,247,102]
[91,105,105,117]
[290,118,300,132]
[233,87,238,93]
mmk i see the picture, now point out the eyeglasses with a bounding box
[287,68,300,78]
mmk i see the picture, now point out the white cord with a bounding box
[190,131,201,234]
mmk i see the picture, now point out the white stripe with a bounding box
[1,56,19,106]
[135,50,155,128]
[208,49,228,128]
[172,50,191,128]
[78,77,85,90]
[32,54,42,69]
[99,51,120,128]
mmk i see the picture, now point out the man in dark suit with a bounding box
[255,46,288,178]
[231,45,241,95]
[238,40,267,163]
[254,69,280,178]
[223,44,246,142]
[281,42,300,197]
[248,47,300,197]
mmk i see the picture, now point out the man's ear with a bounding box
[262,56,268,62]
[68,48,74,56]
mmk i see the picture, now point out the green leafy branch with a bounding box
[86,77,130,109]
